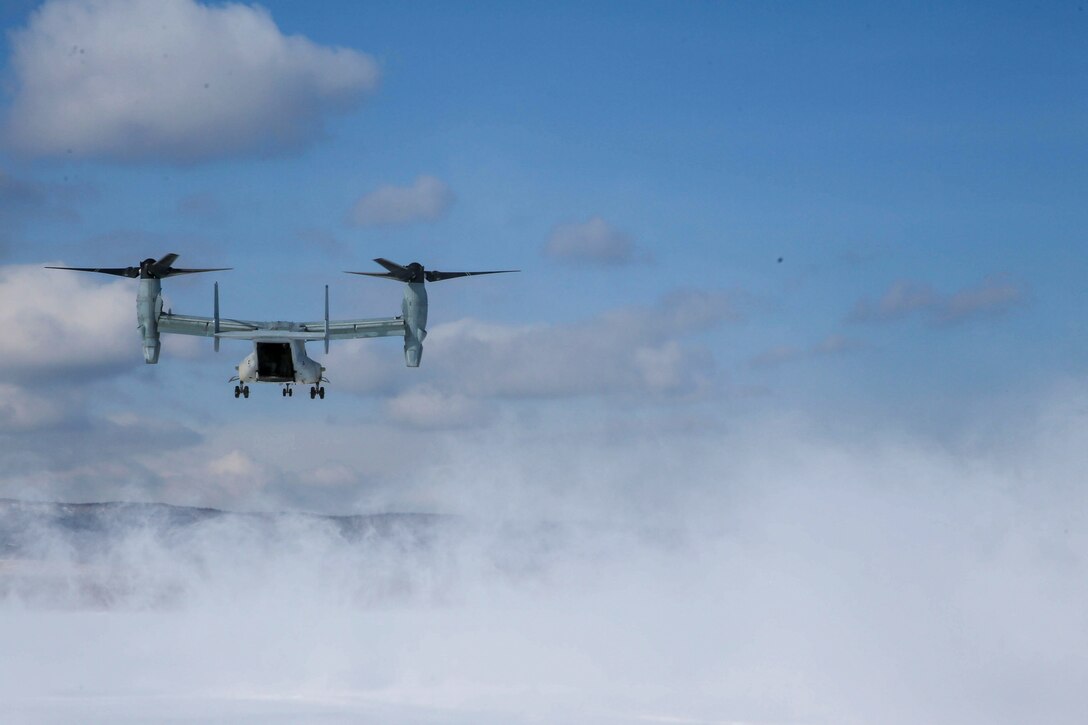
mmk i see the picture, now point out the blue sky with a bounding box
[0,0,1085,508]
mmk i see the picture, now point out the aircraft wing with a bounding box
[159,313,405,342]
[159,312,262,337]
[299,317,406,340]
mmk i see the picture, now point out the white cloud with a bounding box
[4,0,379,162]
[851,276,1026,325]
[195,450,271,504]
[208,450,260,478]
[405,289,736,399]
[348,175,454,227]
[0,264,136,380]
[319,290,738,410]
[0,384,69,431]
[384,385,493,429]
[544,216,635,264]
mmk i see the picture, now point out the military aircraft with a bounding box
[46,254,515,399]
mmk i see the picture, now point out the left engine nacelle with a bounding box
[402,282,428,368]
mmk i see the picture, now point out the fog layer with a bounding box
[2,392,1086,725]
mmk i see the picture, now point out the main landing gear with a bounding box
[281,386,294,397]
[233,384,250,399]
[309,385,326,400]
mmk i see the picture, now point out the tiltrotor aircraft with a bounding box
[47,254,515,399]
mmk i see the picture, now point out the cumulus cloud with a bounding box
[544,216,636,264]
[348,175,454,227]
[327,288,741,404]
[4,0,379,162]
[851,276,1026,325]
[0,264,136,380]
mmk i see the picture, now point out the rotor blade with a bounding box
[44,265,139,277]
[161,267,232,277]
[370,258,417,282]
[425,269,519,282]
[373,258,408,274]
[145,253,180,277]
[343,271,404,281]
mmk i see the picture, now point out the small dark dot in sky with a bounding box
[777,257,784,263]
[204,83,209,88]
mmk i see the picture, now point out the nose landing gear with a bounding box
[234,384,250,399]
[309,385,326,400]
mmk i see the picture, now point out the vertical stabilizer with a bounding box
[213,281,221,353]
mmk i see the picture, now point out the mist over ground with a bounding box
[2,385,1086,725]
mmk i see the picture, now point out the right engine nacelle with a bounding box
[137,278,163,364]
[404,338,422,367]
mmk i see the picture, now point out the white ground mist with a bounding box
[2,386,1087,724]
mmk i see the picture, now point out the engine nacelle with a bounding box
[143,340,161,364]
[137,278,163,364]
[404,335,423,367]
[402,282,428,368]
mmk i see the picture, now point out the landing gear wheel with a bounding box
[234,385,241,399]
[288,387,293,397]
[243,386,250,399]
[282,387,287,397]
[318,386,325,399]
[310,386,317,399]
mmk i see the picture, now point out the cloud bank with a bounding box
[544,216,636,265]
[0,264,134,380]
[4,0,379,162]
[348,175,455,227]
[326,288,739,405]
